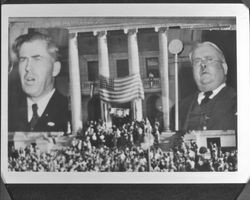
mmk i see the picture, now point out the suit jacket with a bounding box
[8,90,69,132]
[171,86,237,131]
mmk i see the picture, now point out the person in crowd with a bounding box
[172,41,237,131]
[152,122,160,147]
[8,120,237,172]
[9,32,69,132]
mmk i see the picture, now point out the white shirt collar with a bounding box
[197,83,226,104]
[27,89,55,121]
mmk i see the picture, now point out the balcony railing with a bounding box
[143,78,161,92]
[81,81,99,95]
[81,78,161,95]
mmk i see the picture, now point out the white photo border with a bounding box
[1,3,250,184]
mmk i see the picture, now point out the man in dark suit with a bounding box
[9,32,69,132]
[172,41,237,131]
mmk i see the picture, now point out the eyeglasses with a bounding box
[192,57,222,66]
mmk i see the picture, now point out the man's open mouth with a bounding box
[24,76,36,85]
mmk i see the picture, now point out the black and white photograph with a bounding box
[1,4,250,184]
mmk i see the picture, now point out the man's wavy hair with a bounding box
[13,32,60,62]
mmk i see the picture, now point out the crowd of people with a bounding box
[156,135,238,172]
[8,120,237,172]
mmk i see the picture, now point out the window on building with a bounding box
[87,61,99,81]
[116,59,129,78]
[146,57,159,78]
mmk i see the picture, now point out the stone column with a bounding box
[124,28,143,122]
[156,27,170,131]
[68,32,83,133]
[94,30,112,127]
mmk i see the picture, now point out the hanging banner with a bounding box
[110,108,130,118]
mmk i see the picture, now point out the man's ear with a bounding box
[222,62,228,75]
[52,61,61,77]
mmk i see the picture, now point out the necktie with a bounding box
[200,91,213,105]
[29,103,39,131]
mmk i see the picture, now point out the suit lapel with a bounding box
[17,95,29,131]
[36,91,59,130]
[205,86,228,128]
[40,90,58,118]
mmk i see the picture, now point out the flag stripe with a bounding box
[100,92,143,103]
[100,83,143,95]
[113,79,142,89]
[113,74,140,83]
[99,74,141,89]
[99,73,144,103]
[100,89,144,99]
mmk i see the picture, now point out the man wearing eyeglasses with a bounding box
[173,41,237,131]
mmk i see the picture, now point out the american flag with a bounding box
[99,74,144,103]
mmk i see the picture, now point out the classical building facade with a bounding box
[8,17,236,133]
[78,28,201,129]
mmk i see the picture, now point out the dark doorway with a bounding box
[207,137,221,149]
[116,59,129,78]
[88,95,101,121]
[87,61,99,81]
[146,95,161,124]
